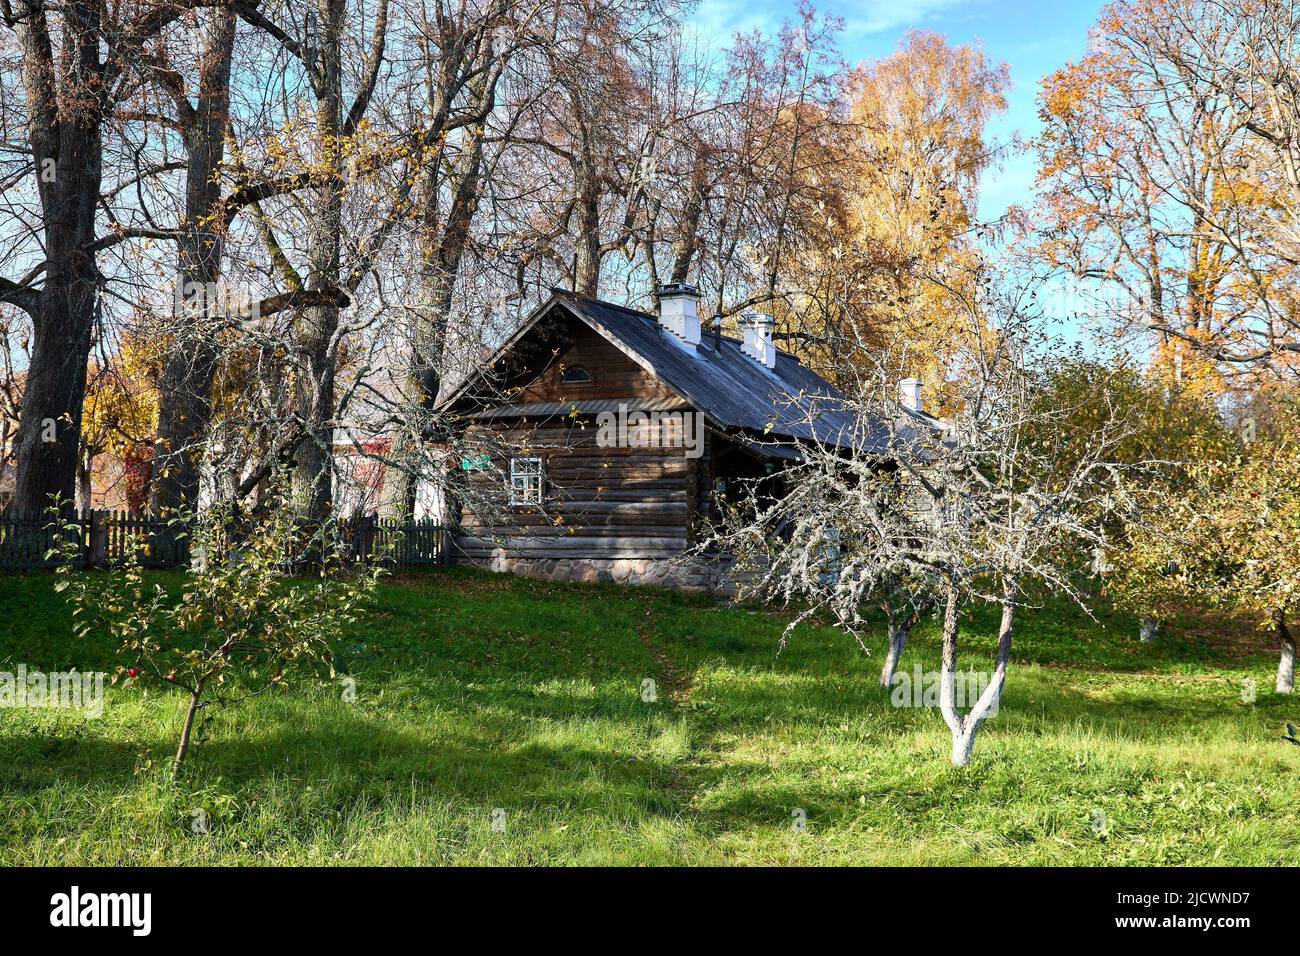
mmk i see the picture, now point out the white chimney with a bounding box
[741,312,776,369]
[899,377,923,413]
[657,283,700,347]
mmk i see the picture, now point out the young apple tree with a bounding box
[708,405,943,690]
[1198,443,1299,693]
[50,485,384,781]
[1111,405,1300,693]
[1033,360,1239,642]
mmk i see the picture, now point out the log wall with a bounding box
[455,321,699,564]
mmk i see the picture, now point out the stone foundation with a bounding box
[464,548,747,597]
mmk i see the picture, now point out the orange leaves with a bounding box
[1025,0,1300,386]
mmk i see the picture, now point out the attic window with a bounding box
[560,366,593,385]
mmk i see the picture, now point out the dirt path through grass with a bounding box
[637,599,695,707]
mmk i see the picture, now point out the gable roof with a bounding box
[441,290,889,453]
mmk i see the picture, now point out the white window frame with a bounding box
[509,456,544,505]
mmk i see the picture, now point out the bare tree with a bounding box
[709,270,1135,765]
[147,8,238,516]
[0,0,236,514]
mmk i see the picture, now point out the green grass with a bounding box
[0,567,1296,865]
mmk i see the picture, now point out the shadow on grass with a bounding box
[0,697,687,817]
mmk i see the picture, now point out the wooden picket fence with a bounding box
[0,510,447,573]
[337,516,448,570]
[0,511,84,570]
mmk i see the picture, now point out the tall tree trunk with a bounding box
[13,277,97,515]
[669,152,707,283]
[293,167,341,524]
[292,298,339,522]
[1276,610,1295,694]
[150,9,236,517]
[571,110,602,296]
[392,65,498,518]
[11,0,104,516]
[291,0,346,523]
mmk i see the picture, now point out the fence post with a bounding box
[89,510,108,568]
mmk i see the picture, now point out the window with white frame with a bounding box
[509,456,544,505]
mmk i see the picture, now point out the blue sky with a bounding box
[691,0,1108,220]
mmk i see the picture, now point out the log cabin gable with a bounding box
[514,319,681,407]
[442,294,702,424]
[446,296,719,564]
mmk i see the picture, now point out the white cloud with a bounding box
[689,0,783,44]
[690,0,993,49]
[839,0,991,39]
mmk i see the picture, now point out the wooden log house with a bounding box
[437,285,876,593]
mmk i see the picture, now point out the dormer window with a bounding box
[560,366,593,386]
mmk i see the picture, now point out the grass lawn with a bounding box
[0,566,1296,865]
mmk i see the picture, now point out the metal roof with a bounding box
[442,290,890,454]
[556,293,885,452]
